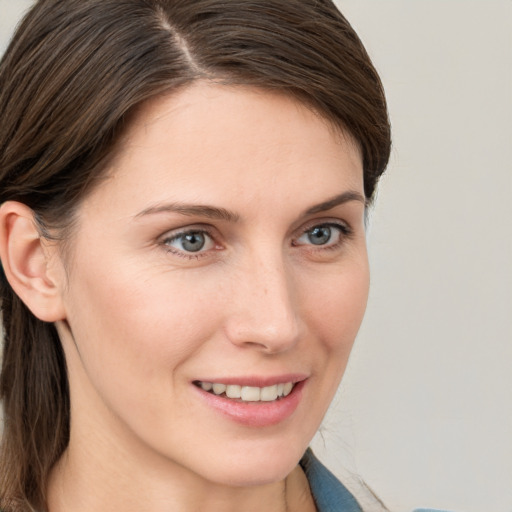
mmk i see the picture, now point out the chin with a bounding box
[190,440,306,488]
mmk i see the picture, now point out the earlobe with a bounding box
[0,201,66,322]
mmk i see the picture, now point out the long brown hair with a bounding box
[0,1,391,510]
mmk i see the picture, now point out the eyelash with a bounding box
[161,221,353,260]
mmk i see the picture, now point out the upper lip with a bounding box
[193,374,308,387]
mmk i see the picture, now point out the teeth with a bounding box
[283,382,293,397]
[225,384,241,398]
[260,384,278,401]
[201,382,213,391]
[199,381,295,402]
[241,386,260,401]
[212,383,226,395]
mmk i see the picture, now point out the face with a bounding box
[55,83,369,487]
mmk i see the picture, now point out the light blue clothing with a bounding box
[300,448,362,512]
[300,449,452,512]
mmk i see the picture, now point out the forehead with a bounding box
[123,82,359,158]
[81,82,364,219]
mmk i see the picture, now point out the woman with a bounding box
[0,1,391,511]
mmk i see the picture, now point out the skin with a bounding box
[34,83,369,512]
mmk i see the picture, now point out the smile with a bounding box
[195,381,295,402]
[193,377,306,427]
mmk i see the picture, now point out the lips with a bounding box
[193,376,307,427]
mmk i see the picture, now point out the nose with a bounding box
[223,249,303,354]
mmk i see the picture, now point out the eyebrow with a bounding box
[135,190,365,222]
[304,190,366,215]
[135,203,240,222]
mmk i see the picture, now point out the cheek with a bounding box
[290,258,369,441]
[63,259,223,389]
[301,258,370,353]
[61,266,228,439]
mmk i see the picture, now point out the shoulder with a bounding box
[299,448,362,512]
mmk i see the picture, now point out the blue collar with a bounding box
[300,448,362,512]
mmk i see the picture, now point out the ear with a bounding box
[0,201,66,322]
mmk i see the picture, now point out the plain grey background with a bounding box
[1,1,511,511]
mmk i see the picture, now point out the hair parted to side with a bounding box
[0,0,391,510]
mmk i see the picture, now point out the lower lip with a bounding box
[194,380,306,427]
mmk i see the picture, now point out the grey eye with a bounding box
[165,231,214,253]
[295,223,347,248]
[306,226,332,245]
[180,232,206,252]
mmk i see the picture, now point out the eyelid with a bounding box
[160,223,216,241]
[296,218,352,237]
